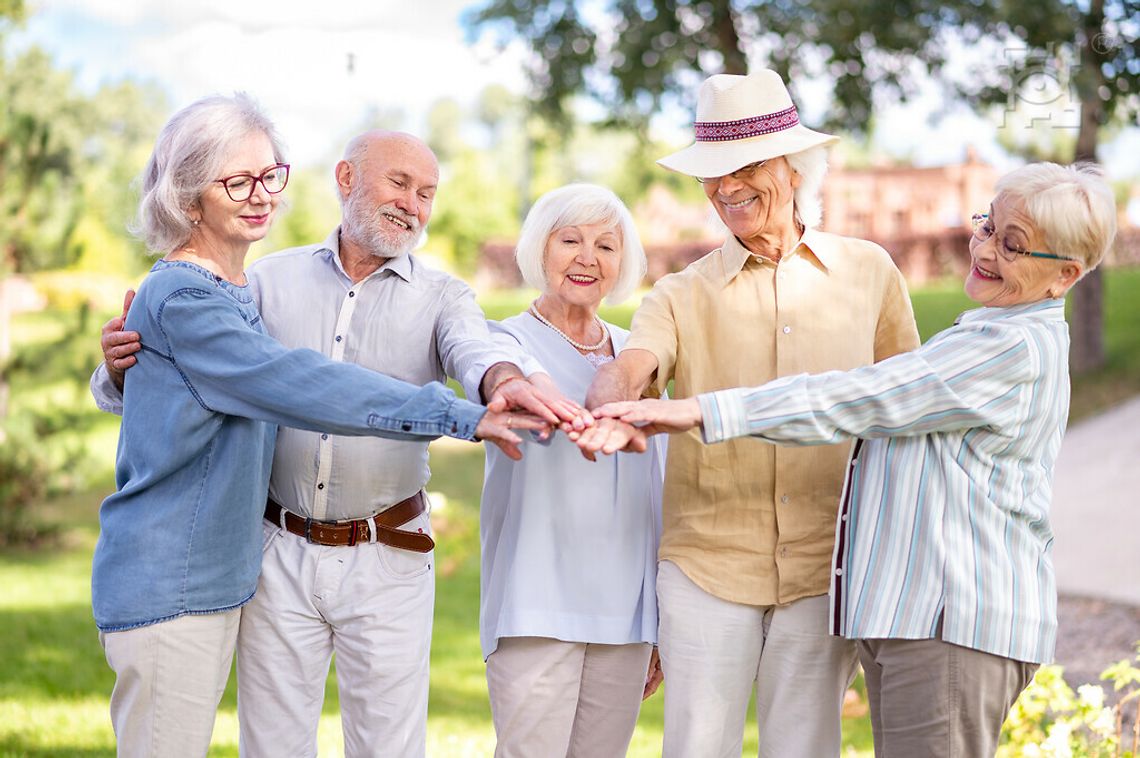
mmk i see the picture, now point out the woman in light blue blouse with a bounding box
[95,94,540,757]
[591,163,1117,758]
[474,184,665,757]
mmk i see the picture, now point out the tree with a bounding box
[467,0,1140,371]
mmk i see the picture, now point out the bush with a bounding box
[0,423,59,546]
[1000,645,1140,757]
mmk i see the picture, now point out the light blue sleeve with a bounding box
[155,287,486,441]
[700,322,1033,445]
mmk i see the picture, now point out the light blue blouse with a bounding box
[476,313,665,660]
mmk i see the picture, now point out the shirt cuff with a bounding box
[698,389,751,444]
[446,397,488,441]
[90,364,124,415]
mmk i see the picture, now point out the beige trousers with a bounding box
[656,560,860,758]
[859,634,1038,758]
[100,608,241,758]
[485,636,653,758]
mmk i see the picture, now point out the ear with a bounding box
[1052,261,1084,297]
[334,160,353,199]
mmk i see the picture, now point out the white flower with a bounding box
[1042,721,1073,758]
[1077,684,1106,710]
[1089,706,1116,737]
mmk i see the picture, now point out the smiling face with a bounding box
[192,130,280,252]
[965,192,1083,307]
[340,134,438,258]
[702,156,801,247]
[542,222,623,310]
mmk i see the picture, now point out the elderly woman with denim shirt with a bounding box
[93,94,544,757]
[593,162,1117,758]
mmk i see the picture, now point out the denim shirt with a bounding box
[93,260,485,632]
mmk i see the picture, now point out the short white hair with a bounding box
[784,145,829,229]
[131,93,286,254]
[995,162,1117,272]
[515,183,647,304]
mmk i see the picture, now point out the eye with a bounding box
[419,191,433,202]
[1002,237,1022,256]
[389,177,405,188]
[227,176,253,190]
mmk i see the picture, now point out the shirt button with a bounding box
[321,433,329,440]
[348,291,355,298]
[317,483,325,490]
[402,423,412,431]
[780,494,789,504]
[335,335,342,342]
[841,513,848,522]
[835,567,844,576]
[779,547,788,558]
[782,325,791,334]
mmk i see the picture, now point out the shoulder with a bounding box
[816,231,898,269]
[407,256,472,294]
[247,244,327,279]
[135,263,217,304]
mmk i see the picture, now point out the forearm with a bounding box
[479,361,524,404]
[585,350,655,408]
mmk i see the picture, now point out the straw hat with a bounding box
[658,70,838,178]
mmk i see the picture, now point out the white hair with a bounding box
[515,183,647,304]
[784,144,829,229]
[131,93,286,254]
[995,162,1117,273]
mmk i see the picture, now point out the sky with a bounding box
[10,0,1140,179]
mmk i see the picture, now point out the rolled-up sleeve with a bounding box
[622,282,679,397]
[90,364,124,415]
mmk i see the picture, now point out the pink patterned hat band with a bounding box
[693,105,800,142]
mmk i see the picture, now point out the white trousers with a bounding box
[485,636,653,758]
[657,560,859,758]
[237,514,435,758]
[100,608,241,758]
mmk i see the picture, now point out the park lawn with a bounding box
[4,267,1139,755]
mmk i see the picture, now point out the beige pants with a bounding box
[485,636,653,758]
[656,560,860,758]
[100,608,241,758]
[859,635,1038,758]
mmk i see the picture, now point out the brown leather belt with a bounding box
[265,491,435,553]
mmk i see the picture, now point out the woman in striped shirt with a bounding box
[590,162,1118,758]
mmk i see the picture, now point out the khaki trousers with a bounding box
[656,560,859,758]
[100,608,241,758]
[859,635,1038,758]
[485,636,653,758]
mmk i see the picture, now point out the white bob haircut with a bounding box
[995,162,1117,274]
[515,183,647,304]
[784,144,830,229]
[131,92,286,254]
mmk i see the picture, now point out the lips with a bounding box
[382,212,413,232]
[721,196,757,211]
[241,214,269,225]
[567,274,597,285]
[972,263,1001,281]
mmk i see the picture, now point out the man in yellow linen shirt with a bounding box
[582,70,920,757]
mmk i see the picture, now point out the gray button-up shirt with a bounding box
[94,228,539,521]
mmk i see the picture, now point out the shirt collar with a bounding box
[312,226,415,284]
[717,226,833,285]
[955,298,1067,325]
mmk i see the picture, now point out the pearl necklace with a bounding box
[528,303,610,352]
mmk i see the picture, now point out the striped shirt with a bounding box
[699,299,1069,663]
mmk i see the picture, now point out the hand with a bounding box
[570,417,648,461]
[101,289,141,392]
[643,647,663,701]
[488,374,591,429]
[592,397,703,436]
[474,410,551,461]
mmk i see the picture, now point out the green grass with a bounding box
[3,268,1139,755]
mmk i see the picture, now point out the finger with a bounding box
[121,289,136,320]
[593,401,635,419]
[111,355,138,371]
[491,434,524,461]
[504,388,561,425]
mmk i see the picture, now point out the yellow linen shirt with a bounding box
[624,229,920,606]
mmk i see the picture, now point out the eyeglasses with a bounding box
[970,213,1077,262]
[215,163,291,202]
[696,159,770,186]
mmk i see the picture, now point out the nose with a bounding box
[248,177,272,204]
[715,172,747,196]
[392,187,420,218]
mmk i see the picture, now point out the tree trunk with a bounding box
[710,1,747,74]
[1069,0,1107,373]
[0,277,10,422]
